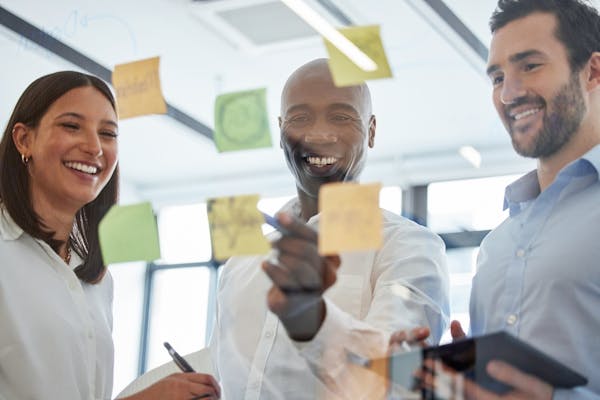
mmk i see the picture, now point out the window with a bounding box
[428,174,521,342]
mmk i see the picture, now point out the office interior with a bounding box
[4,0,596,396]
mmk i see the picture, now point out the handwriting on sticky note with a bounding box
[112,56,167,119]
[214,88,272,152]
[318,182,382,254]
[98,202,161,265]
[323,25,392,87]
[207,194,270,261]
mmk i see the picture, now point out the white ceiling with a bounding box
[0,0,561,206]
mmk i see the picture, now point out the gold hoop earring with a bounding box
[21,154,29,165]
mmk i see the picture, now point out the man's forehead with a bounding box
[282,83,366,113]
[487,12,559,67]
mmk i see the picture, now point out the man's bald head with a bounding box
[280,58,373,120]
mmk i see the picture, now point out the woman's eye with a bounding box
[100,131,118,138]
[61,123,79,130]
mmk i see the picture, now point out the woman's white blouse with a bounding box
[0,207,114,400]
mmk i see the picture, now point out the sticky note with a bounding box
[112,56,167,119]
[318,182,382,254]
[98,202,161,265]
[323,25,393,87]
[207,194,270,261]
[214,88,272,152]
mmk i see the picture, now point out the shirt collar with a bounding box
[0,205,25,241]
[503,144,600,214]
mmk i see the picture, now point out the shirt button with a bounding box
[265,331,273,338]
[250,381,260,389]
[68,281,77,290]
[516,249,525,258]
[506,314,518,325]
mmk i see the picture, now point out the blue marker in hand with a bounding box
[261,212,289,235]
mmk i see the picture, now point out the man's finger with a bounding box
[273,236,320,264]
[487,360,553,398]
[450,320,466,341]
[262,260,297,291]
[276,212,317,241]
[276,253,322,290]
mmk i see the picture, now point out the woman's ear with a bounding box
[12,122,33,157]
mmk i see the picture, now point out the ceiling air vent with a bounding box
[190,0,346,53]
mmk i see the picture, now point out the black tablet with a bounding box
[388,331,588,395]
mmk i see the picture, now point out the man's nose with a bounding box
[303,118,338,144]
[500,75,527,105]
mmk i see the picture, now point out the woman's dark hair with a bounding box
[0,71,119,283]
[489,0,600,72]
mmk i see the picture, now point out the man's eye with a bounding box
[491,75,504,86]
[289,115,309,123]
[331,114,352,121]
[524,63,540,72]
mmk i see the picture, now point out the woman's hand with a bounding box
[121,372,221,399]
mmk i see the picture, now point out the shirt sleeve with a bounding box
[296,221,450,399]
[554,388,600,400]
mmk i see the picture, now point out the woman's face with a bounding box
[18,86,118,214]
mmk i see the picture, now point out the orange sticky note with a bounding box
[318,182,382,254]
[112,56,167,119]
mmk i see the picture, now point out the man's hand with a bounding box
[388,326,431,353]
[461,361,554,400]
[262,212,340,341]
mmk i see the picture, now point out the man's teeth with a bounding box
[307,156,337,166]
[513,108,541,120]
[65,161,98,174]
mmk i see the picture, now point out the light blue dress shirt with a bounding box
[470,144,600,399]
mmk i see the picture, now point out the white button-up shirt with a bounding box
[211,200,450,400]
[0,206,114,400]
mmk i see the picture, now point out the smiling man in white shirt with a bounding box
[209,59,450,400]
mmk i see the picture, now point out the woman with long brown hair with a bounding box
[0,71,219,399]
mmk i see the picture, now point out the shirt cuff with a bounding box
[294,297,351,358]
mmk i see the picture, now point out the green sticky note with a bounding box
[214,88,272,152]
[207,194,270,261]
[98,202,161,265]
[323,25,393,87]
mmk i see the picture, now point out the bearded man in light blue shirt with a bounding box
[390,0,600,399]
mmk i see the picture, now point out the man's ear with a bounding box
[12,122,33,157]
[367,115,376,148]
[278,116,283,149]
[585,52,600,92]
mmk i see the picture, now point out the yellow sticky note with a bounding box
[318,182,382,254]
[98,202,161,265]
[112,56,167,119]
[323,25,393,87]
[207,194,270,261]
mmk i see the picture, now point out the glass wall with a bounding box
[110,177,522,395]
